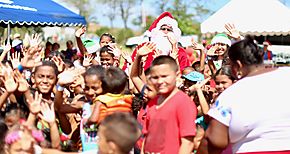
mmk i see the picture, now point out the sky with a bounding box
[55,0,290,30]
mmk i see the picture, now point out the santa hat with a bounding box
[82,39,99,54]
[211,33,231,47]
[263,40,271,46]
[144,12,181,40]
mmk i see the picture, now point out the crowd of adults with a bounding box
[0,11,289,154]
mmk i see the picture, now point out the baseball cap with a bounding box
[182,71,204,82]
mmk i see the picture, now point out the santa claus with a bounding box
[123,12,190,71]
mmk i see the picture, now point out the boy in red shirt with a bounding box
[142,55,197,154]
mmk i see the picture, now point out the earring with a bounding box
[237,71,243,79]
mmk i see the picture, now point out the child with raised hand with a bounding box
[143,55,196,154]
[42,112,140,154]
[55,65,106,152]
[129,42,158,153]
[5,97,60,153]
[75,26,118,67]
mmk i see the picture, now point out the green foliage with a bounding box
[132,15,155,32]
[95,27,111,37]
[95,27,134,45]
[61,0,96,23]
[144,15,155,31]
[115,28,134,44]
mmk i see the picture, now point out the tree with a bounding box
[119,0,136,29]
[60,0,96,23]
[167,0,197,35]
[98,0,118,28]
[132,15,155,32]
[153,0,212,36]
[97,0,137,29]
[155,0,170,14]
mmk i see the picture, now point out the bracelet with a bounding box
[56,84,64,91]
[17,64,24,73]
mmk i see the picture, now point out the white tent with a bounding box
[201,0,290,36]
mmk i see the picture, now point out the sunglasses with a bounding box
[160,27,173,32]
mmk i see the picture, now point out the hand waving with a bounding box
[225,23,241,40]
[14,70,29,92]
[121,51,133,64]
[38,102,56,124]
[28,33,42,48]
[52,56,65,73]
[27,91,42,114]
[3,44,11,53]
[191,38,205,51]
[206,44,219,56]
[75,26,86,38]
[58,68,85,86]
[108,43,121,59]
[137,42,156,57]
[167,32,177,46]
[189,77,211,92]
[170,49,178,60]
[10,52,21,69]
[83,54,94,67]
[1,64,18,93]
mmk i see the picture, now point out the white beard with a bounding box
[150,30,172,55]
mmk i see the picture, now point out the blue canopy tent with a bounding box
[0,0,86,57]
[0,0,86,27]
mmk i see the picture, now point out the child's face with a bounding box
[8,131,35,154]
[5,109,20,129]
[33,66,57,94]
[215,74,233,95]
[84,75,103,101]
[100,52,114,68]
[182,79,197,94]
[149,64,178,96]
[97,125,112,154]
[144,84,157,102]
[100,36,112,47]
[214,43,228,55]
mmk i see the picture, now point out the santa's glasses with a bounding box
[160,27,173,32]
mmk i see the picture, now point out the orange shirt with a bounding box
[94,93,133,123]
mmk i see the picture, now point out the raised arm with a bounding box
[38,102,61,149]
[191,38,206,72]
[75,26,87,56]
[0,44,11,62]
[130,42,155,92]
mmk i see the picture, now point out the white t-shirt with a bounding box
[208,67,290,153]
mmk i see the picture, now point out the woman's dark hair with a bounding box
[100,33,115,43]
[99,45,114,58]
[228,35,264,65]
[0,118,8,153]
[214,65,235,81]
[63,59,74,68]
[34,61,59,76]
[84,65,107,93]
[47,51,65,60]
[103,67,128,94]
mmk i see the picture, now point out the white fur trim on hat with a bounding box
[211,34,231,46]
[151,17,181,41]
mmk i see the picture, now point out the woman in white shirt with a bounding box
[203,35,290,154]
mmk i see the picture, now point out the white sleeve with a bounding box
[207,96,232,127]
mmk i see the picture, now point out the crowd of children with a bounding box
[0,11,289,154]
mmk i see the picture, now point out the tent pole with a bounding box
[7,22,10,60]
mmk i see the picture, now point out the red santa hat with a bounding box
[263,40,271,46]
[144,12,181,40]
